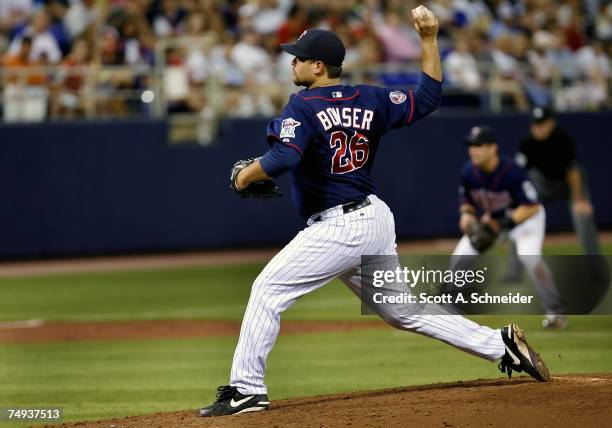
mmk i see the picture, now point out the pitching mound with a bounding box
[51,374,612,427]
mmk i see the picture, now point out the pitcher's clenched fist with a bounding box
[412,5,439,39]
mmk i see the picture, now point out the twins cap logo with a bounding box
[389,91,407,104]
[471,126,481,137]
[280,118,301,139]
[533,107,544,120]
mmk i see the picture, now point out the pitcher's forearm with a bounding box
[421,39,442,82]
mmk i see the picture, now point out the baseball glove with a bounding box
[467,221,498,253]
[230,158,282,199]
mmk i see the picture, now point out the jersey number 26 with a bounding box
[329,130,370,174]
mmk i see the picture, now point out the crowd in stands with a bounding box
[1,0,610,122]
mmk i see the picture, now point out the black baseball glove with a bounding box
[467,221,498,253]
[230,158,282,199]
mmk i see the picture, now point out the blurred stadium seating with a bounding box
[1,0,610,143]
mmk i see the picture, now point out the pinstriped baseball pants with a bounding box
[230,195,506,395]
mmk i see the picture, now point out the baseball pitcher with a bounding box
[200,6,550,417]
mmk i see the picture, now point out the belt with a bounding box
[312,197,371,222]
[342,197,371,214]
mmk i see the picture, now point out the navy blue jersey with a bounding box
[459,156,539,218]
[260,72,441,219]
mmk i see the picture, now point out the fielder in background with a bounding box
[452,125,567,329]
[199,6,550,418]
[504,107,601,285]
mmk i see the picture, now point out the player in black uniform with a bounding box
[504,108,600,328]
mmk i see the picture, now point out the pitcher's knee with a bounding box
[252,273,267,290]
[248,275,274,306]
[250,274,297,314]
[378,311,419,331]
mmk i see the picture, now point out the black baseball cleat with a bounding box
[499,323,551,382]
[199,385,270,417]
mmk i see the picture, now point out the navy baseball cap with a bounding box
[463,125,497,145]
[281,29,345,67]
[531,106,553,123]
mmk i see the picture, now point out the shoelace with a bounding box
[216,385,237,401]
[498,358,514,379]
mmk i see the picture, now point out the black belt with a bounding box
[342,197,371,214]
[312,197,371,222]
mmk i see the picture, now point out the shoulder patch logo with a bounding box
[280,118,301,138]
[522,180,539,202]
[389,91,407,104]
[332,91,343,99]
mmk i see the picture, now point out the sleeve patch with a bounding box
[389,91,407,104]
[522,180,539,202]
[279,118,301,138]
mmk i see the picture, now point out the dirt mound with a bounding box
[49,374,612,428]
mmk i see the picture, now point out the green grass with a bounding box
[0,264,262,322]
[1,242,611,322]
[0,264,361,322]
[0,241,611,424]
[1,316,611,424]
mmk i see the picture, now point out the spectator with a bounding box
[64,0,99,40]
[451,0,491,28]
[525,31,557,107]
[276,4,308,44]
[563,7,586,52]
[490,33,529,110]
[152,0,187,38]
[444,36,482,90]
[3,35,50,122]
[230,28,277,116]
[120,16,153,65]
[231,28,274,84]
[251,0,289,36]
[51,38,90,118]
[594,3,612,41]
[373,9,421,62]
[0,0,32,36]
[47,0,71,55]
[8,8,62,64]
[95,27,133,116]
[574,40,610,109]
[489,1,521,40]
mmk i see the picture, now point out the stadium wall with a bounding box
[0,113,610,258]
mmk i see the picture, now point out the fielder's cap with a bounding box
[281,29,345,67]
[531,106,553,123]
[464,125,497,145]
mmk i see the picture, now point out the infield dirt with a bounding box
[46,374,612,428]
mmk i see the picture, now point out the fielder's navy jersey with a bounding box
[459,156,539,218]
[260,72,441,219]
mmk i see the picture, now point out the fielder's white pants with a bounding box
[230,195,506,395]
[451,208,563,314]
[452,207,546,260]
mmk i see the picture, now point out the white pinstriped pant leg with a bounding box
[339,214,506,363]
[230,196,505,395]
[230,196,392,394]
